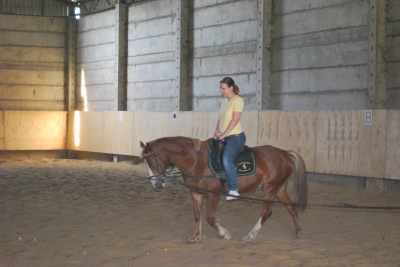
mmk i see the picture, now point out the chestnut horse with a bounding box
[140,136,308,243]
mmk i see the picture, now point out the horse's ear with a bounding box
[140,141,145,148]
[192,138,201,152]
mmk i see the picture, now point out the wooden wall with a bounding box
[0,111,67,150]
[1,110,399,180]
[66,110,399,180]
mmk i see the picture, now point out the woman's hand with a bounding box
[217,112,241,141]
[217,134,226,141]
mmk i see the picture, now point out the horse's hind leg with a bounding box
[241,202,273,243]
[206,194,232,240]
[276,190,302,239]
[187,192,204,244]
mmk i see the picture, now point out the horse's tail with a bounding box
[288,151,308,212]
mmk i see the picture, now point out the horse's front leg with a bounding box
[206,193,232,240]
[187,192,204,244]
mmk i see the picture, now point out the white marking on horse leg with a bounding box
[198,217,202,236]
[216,222,232,240]
[241,218,262,243]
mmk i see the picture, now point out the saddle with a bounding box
[208,139,256,178]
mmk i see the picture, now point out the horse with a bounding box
[140,136,308,243]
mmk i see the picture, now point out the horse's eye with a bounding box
[147,161,155,168]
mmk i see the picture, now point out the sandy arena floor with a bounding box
[1,158,400,267]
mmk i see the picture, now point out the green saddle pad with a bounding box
[208,141,256,177]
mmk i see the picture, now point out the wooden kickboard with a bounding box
[4,111,67,150]
[132,112,169,156]
[101,111,134,156]
[258,110,316,172]
[72,111,103,153]
[386,110,400,180]
[315,110,386,178]
[0,111,4,150]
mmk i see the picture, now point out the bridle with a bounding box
[143,150,167,179]
[143,142,216,183]
[142,146,178,189]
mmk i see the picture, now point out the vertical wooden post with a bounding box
[367,0,386,109]
[173,0,190,111]
[67,17,76,112]
[114,2,128,111]
[67,17,77,158]
[256,0,272,110]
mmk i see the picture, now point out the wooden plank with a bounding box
[386,110,400,180]
[168,111,215,141]
[207,111,220,139]
[288,110,316,172]
[66,111,76,150]
[167,110,258,148]
[132,112,169,156]
[0,111,4,150]
[315,110,360,176]
[4,111,67,150]
[101,111,134,156]
[241,110,258,147]
[258,110,315,172]
[357,110,387,178]
[193,112,216,141]
[315,110,386,178]
[73,111,103,153]
[258,110,280,147]
[168,111,194,138]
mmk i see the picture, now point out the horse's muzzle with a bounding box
[152,178,165,191]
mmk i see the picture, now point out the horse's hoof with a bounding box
[241,236,253,243]
[187,236,201,244]
[295,230,302,239]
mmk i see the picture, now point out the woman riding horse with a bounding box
[140,136,308,243]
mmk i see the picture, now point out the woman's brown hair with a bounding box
[220,77,239,95]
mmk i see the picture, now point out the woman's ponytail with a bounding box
[233,84,240,95]
[220,77,240,95]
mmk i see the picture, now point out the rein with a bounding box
[141,144,400,211]
[174,178,400,210]
[141,166,400,211]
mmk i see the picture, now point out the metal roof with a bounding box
[0,0,136,17]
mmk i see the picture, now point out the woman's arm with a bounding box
[218,111,242,141]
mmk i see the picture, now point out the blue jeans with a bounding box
[222,132,246,191]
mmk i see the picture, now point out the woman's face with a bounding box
[220,83,234,98]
